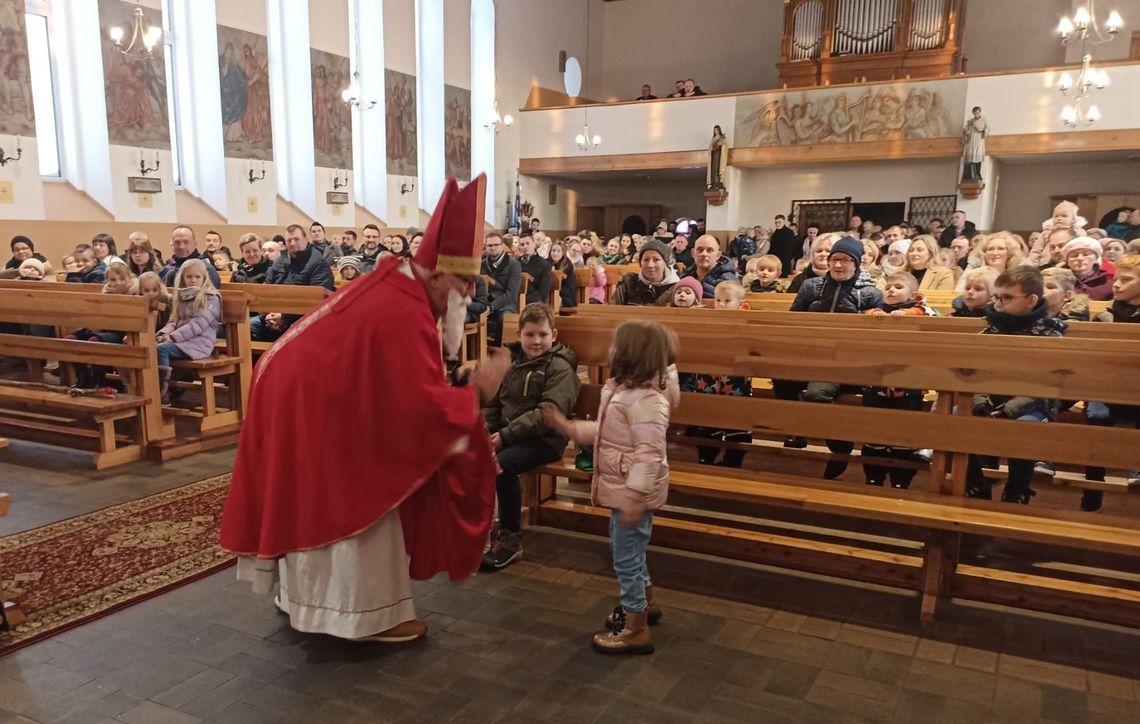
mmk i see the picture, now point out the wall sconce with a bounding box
[341,72,377,110]
[400,180,416,195]
[0,136,23,166]
[138,148,160,176]
[247,159,266,184]
[332,168,349,190]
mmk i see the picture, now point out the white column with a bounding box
[169,0,226,216]
[351,0,387,218]
[267,0,316,217]
[958,156,998,231]
[471,0,495,223]
[415,0,444,210]
[53,0,113,213]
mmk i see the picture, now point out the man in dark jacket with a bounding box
[515,234,551,305]
[482,303,579,570]
[250,224,335,342]
[769,215,800,276]
[481,232,521,345]
[682,235,737,298]
[778,236,883,477]
[938,210,977,248]
[465,276,489,324]
[330,229,359,260]
[358,225,390,272]
[232,235,271,284]
[161,226,222,288]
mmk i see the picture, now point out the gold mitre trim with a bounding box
[436,253,482,276]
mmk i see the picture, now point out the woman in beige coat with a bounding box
[905,235,956,291]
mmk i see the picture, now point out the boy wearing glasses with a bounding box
[965,266,1066,504]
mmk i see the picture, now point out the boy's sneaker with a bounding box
[783,436,808,449]
[913,449,933,464]
[480,531,522,571]
[575,449,594,473]
[1001,488,1036,505]
[1080,490,1104,512]
[1128,471,1140,485]
[823,460,848,480]
[1033,461,1055,476]
[965,480,992,500]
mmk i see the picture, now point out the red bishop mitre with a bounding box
[414,173,487,276]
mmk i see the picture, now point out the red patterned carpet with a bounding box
[0,475,234,655]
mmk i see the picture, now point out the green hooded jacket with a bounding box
[484,341,580,453]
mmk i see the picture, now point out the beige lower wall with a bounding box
[1,182,389,266]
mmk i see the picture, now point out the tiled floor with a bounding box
[2,439,1140,723]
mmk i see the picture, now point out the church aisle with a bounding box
[1,445,1139,723]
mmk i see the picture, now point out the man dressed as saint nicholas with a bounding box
[221,174,509,642]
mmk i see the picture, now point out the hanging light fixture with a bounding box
[109,1,162,58]
[483,101,513,133]
[575,108,601,151]
[341,71,376,110]
[1056,2,1123,128]
[572,0,600,151]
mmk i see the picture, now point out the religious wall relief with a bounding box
[216,25,272,161]
[310,49,351,169]
[444,85,470,181]
[734,79,967,148]
[98,0,169,147]
[385,69,417,177]
[0,0,34,137]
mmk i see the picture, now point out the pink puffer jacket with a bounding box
[568,366,680,513]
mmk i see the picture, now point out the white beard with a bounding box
[442,288,470,360]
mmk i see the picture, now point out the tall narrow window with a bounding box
[160,0,183,186]
[24,2,61,177]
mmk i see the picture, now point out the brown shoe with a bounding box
[592,608,654,655]
[353,619,428,643]
[603,585,662,627]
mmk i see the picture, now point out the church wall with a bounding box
[734,159,961,231]
[993,160,1140,231]
[520,176,707,238]
[592,0,783,102]
[216,0,277,227]
[308,0,354,227]
[384,0,419,228]
[961,0,1069,74]
[494,0,589,229]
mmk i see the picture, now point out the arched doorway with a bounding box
[621,215,647,236]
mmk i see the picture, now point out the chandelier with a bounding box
[483,101,513,133]
[575,116,601,151]
[1056,2,1124,128]
[340,71,376,110]
[109,2,162,58]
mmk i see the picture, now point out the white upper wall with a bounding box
[593,0,782,101]
[309,0,349,55]
[215,0,265,31]
[444,0,471,88]
[384,0,416,74]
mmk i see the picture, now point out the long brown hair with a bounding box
[609,321,677,389]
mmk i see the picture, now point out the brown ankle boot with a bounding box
[592,607,654,655]
[603,585,662,628]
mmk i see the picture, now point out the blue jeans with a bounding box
[156,342,190,368]
[609,509,653,613]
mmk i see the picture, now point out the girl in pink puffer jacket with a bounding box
[544,320,679,656]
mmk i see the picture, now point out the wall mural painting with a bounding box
[98,0,169,148]
[217,25,272,161]
[0,0,34,136]
[385,68,417,177]
[444,85,470,181]
[311,49,351,169]
[734,79,967,148]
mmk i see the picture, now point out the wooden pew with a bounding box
[220,282,328,355]
[511,313,1140,626]
[167,293,252,434]
[0,289,168,468]
[748,289,1113,317]
[574,267,594,306]
[550,270,564,315]
[603,264,640,302]
[0,492,25,630]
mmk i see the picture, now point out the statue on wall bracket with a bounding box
[961,106,987,182]
[705,125,729,206]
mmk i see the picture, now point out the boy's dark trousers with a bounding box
[965,409,1049,501]
[772,380,858,456]
[861,388,924,488]
[495,439,563,533]
[687,427,753,467]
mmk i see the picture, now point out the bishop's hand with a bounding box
[471,348,510,404]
